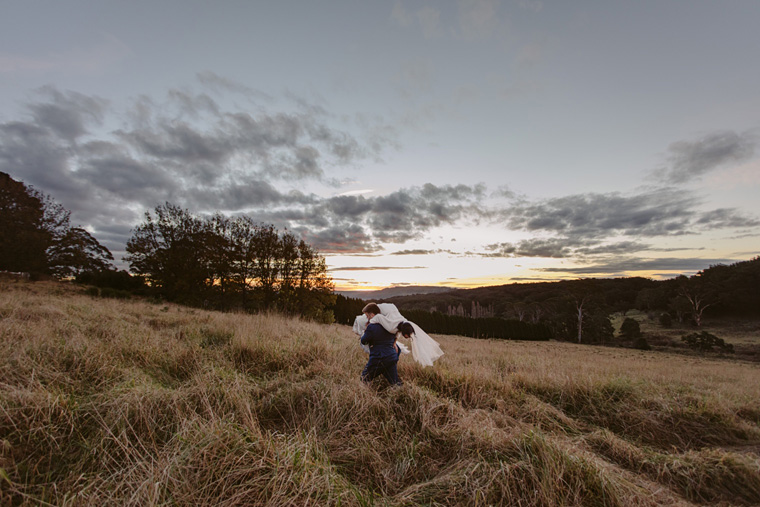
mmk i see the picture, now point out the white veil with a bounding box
[352,303,443,367]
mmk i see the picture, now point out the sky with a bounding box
[1,1,759,291]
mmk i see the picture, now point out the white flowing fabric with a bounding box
[353,303,443,367]
[352,313,410,355]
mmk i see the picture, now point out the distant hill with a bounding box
[382,257,760,319]
[335,285,458,300]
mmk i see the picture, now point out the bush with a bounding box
[658,313,672,328]
[100,287,132,299]
[633,337,651,350]
[681,331,734,353]
[620,318,642,339]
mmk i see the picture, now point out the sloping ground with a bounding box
[1,280,759,506]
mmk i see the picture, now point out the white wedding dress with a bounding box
[352,303,444,367]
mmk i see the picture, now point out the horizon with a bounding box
[2,2,759,290]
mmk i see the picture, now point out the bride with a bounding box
[352,302,444,367]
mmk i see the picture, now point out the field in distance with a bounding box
[2,280,760,505]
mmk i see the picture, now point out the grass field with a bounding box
[2,280,760,505]
[611,310,760,362]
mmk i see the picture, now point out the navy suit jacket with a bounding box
[361,323,398,359]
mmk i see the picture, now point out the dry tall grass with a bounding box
[1,280,759,505]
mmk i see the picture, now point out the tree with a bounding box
[125,203,210,301]
[276,231,300,312]
[1,172,113,277]
[205,213,235,309]
[620,317,642,339]
[681,331,734,353]
[250,223,280,308]
[0,172,50,273]
[124,204,336,319]
[48,227,114,277]
[675,275,717,326]
[228,216,259,309]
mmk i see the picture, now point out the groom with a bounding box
[359,303,402,386]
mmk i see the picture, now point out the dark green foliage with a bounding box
[620,318,642,339]
[633,337,651,350]
[99,287,132,299]
[681,331,734,353]
[333,294,366,326]
[658,312,672,328]
[0,172,50,274]
[0,173,114,277]
[76,270,146,292]
[402,309,552,340]
[125,203,335,320]
[48,227,114,278]
[389,257,760,324]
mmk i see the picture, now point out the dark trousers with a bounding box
[361,355,402,386]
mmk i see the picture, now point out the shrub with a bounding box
[100,287,132,299]
[620,317,642,339]
[633,337,651,350]
[681,331,734,353]
[658,313,672,328]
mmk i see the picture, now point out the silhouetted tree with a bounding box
[48,227,114,277]
[0,172,50,274]
[1,172,114,277]
[125,203,210,302]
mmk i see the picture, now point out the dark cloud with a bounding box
[328,266,427,271]
[503,189,703,238]
[483,238,650,260]
[484,238,579,258]
[659,130,757,183]
[391,249,437,255]
[0,84,393,259]
[27,86,107,142]
[300,224,378,254]
[536,257,737,276]
[696,208,760,229]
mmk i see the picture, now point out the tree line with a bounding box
[2,173,335,322]
[381,258,760,344]
[125,203,335,320]
[1,172,114,278]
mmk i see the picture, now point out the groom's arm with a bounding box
[360,323,379,346]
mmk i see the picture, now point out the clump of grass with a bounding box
[586,429,760,504]
[2,280,760,505]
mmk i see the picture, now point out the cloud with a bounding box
[536,257,738,276]
[291,183,488,252]
[658,130,757,183]
[696,208,760,229]
[502,189,703,238]
[482,188,758,262]
[392,249,437,255]
[482,238,652,259]
[300,224,379,254]
[196,71,272,101]
[328,266,427,271]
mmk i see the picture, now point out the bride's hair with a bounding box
[398,322,414,337]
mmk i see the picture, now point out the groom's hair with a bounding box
[362,303,381,315]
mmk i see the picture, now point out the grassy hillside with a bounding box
[2,280,760,506]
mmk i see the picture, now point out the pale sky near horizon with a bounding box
[2,1,759,290]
